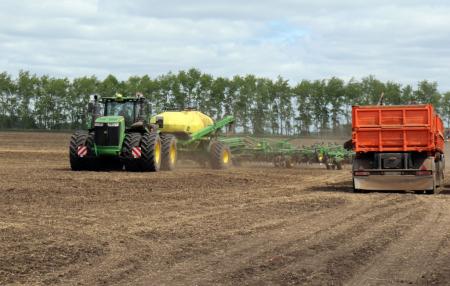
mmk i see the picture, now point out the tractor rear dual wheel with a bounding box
[210,141,232,169]
[122,132,161,172]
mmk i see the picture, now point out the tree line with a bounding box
[1,69,449,135]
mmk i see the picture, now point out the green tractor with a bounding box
[69,93,170,172]
[70,93,235,172]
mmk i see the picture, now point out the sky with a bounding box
[1,0,450,89]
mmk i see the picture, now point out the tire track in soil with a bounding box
[263,201,427,286]
[215,197,424,285]
[142,195,419,286]
[67,173,347,286]
[5,132,450,286]
[346,196,450,286]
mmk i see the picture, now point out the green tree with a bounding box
[441,92,450,127]
[325,77,345,130]
[293,80,313,135]
[98,74,121,97]
[414,80,441,110]
[0,72,17,128]
[69,76,99,128]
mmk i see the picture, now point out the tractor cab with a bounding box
[86,93,151,157]
[90,93,149,129]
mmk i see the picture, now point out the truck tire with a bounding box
[122,132,161,172]
[160,134,177,171]
[70,131,95,171]
[210,141,232,169]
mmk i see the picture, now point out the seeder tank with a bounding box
[152,111,214,135]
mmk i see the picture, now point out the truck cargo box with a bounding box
[352,104,444,153]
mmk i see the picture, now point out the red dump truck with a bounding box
[352,104,445,194]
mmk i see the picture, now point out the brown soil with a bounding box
[1,132,450,285]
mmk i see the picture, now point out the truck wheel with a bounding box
[70,131,95,171]
[160,134,177,171]
[210,141,232,169]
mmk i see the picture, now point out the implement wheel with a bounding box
[160,134,177,171]
[122,132,161,172]
[210,141,232,169]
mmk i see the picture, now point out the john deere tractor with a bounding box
[70,93,234,171]
[69,93,171,171]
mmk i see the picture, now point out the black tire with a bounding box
[140,132,161,172]
[84,132,100,171]
[122,132,142,171]
[160,134,177,171]
[122,132,161,172]
[210,141,232,169]
[70,131,95,171]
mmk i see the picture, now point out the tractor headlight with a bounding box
[108,123,119,127]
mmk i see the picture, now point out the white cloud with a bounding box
[1,0,450,90]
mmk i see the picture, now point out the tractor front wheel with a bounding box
[210,141,232,169]
[122,132,162,172]
[70,131,95,171]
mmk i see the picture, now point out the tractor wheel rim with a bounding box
[170,144,176,163]
[222,150,230,164]
[155,141,161,164]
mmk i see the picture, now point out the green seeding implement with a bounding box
[69,93,235,172]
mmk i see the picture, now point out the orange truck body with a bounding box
[352,104,445,154]
[352,104,445,193]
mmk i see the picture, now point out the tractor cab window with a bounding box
[105,101,135,126]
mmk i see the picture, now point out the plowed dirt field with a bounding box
[1,132,450,285]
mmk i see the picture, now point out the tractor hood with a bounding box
[95,116,124,125]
